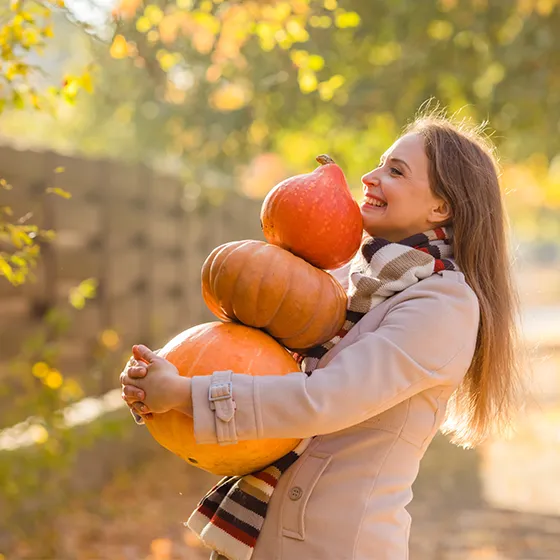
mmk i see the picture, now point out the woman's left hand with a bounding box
[120,344,190,415]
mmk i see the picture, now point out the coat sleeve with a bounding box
[191,275,479,444]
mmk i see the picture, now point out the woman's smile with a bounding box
[361,194,388,211]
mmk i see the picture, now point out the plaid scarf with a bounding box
[187,227,456,560]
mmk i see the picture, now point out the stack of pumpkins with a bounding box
[143,155,363,476]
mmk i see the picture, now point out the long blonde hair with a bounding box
[405,111,524,448]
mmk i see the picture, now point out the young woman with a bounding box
[120,113,522,560]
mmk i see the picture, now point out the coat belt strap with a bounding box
[209,370,237,445]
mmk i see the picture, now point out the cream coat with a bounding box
[191,269,480,560]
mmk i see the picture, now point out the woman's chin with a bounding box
[362,219,398,241]
[362,210,387,233]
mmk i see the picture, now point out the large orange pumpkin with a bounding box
[260,154,363,270]
[144,321,301,476]
[201,240,347,351]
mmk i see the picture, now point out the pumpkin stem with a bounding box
[316,154,335,166]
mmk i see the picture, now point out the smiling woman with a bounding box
[120,110,523,560]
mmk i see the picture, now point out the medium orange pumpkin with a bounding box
[201,240,347,351]
[144,321,301,476]
[260,154,363,270]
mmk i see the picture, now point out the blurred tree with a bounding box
[0,0,93,284]
[1,0,559,243]
[100,0,559,246]
[0,4,104,551]
[98,0,560,168]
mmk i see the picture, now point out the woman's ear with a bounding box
[430,198,452,225]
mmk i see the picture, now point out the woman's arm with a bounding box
[191,274,479,445]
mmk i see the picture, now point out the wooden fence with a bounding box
[0,146,264,404]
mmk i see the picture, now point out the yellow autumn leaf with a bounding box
[308,54,325,71]
[100,329,120,349]
[46,187,71,199]
[158,51,179,72]
[69,278,97,309]
[210,82,252,111]
[147,29,160,43]
[145,5,164,25]
[116,0,141,19]
[427,20,454,41]
[69,291,85,309]
[80,72,94,94]
[0,257,14,283]
[290,49,309,68]
[136,16,152,33]
[60,378,84,401]
[31,425,49,444]
[78,278,98,299]
[44,369,63,389]
[286,19,309,42]
[110,34,130,59]
[32,361,50,378]
[298,69,318,93]
[310,15,332,28]
[335,11,361,28]
[159,14,181,44]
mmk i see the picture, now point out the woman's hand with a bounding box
[120,353,152,419]
[120,344,192,416]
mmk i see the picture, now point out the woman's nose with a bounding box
[361,170,381,191]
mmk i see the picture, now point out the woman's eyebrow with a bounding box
[388,157,412,173]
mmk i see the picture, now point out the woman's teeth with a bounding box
[365,196,387,207]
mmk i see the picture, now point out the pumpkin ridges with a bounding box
[202,245,230,321]
[281,271,346,349]
[274,265,325,345]
[265,254,321,341]
[232,242,272,327]
[212,240,254,320]
[217,242,244,321]
[205,243,234,319]
[254,244,295,330]
[279,266,337,348]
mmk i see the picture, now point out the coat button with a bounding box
[288,486,303,501]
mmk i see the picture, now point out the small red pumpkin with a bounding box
[201,240,347,351]
[260,155,363,270]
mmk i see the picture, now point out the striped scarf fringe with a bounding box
[187,227,456,560]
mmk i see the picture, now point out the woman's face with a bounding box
[360,133,450,241]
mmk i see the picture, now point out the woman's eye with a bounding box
[390,167,403,176]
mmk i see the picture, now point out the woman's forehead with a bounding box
[383,133,428,173]
[384,133,423,158]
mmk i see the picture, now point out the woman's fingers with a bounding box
[133,344,159,364]
[120,370,146,387]
[122,384,145,403]
[128,365,148,379]
[132,401,151,415]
